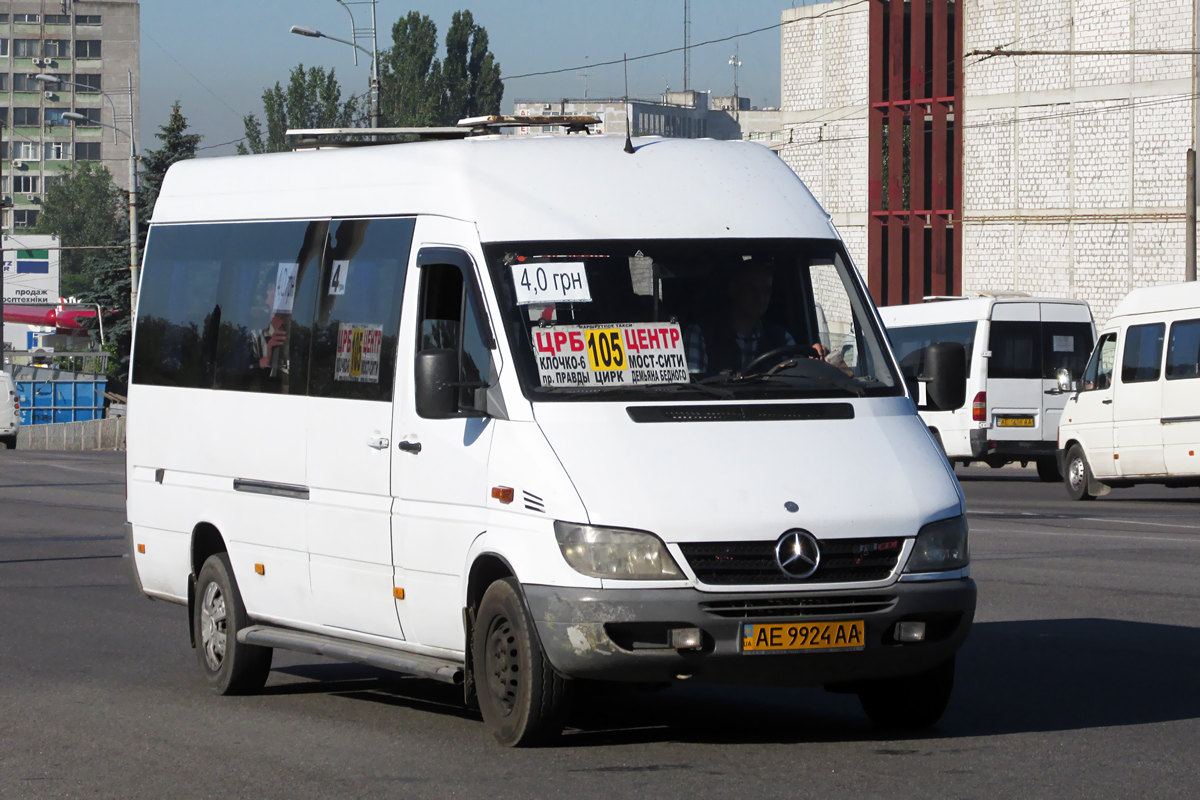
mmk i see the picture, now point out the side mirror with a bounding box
[923,342,967,411]
[1056,368,1072,393]
[415,349,458,419]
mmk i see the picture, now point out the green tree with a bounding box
[438,10,503,123]
[33,162,126,299]
[140,101,202,248]
[33,162,132,389]
[238,65,359,154]
[378,9,503,127]
[378,12,442,127]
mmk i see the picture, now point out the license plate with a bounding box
[996,416,1035,428]
[741,620,865,654]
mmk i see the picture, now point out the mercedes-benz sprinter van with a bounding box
[881,296,1095,480]
[1059,281,1200,500]
[125,131,976,746]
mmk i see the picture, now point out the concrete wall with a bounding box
[961,0,1195,324]
[778,0,871,273]
[17,416,125,450]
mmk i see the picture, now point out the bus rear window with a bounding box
[888,322,977,380]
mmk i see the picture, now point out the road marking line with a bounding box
[972,526,1200,545]
[970,510,1200,531]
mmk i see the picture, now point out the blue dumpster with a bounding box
[16,374,107,426]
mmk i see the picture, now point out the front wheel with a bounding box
[1036,457,1062,483]
[194,553,272,695]
[472,577,571,747]
[858,657,955,730]
[1064,444,1096,501]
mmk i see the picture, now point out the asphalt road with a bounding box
[1,452,1198,799]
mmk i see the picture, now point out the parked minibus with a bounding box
[0,371,18,449]
[1058,281,1200,500]
[880,296,1095,481]
[124,130,976,746]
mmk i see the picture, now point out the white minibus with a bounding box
[1058,281,1200,500]
[125,131,976,746]
[0,371,18,449]
[880,296,1095,481]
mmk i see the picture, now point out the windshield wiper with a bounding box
[552,382,734,401]
[700,370,867,397]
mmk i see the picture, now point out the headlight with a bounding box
[904,514,969,573]
[554,521,684,580]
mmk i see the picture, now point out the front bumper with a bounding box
[524,578,976,686]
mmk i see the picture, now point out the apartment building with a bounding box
[0,1,138,233]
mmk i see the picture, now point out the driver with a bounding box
[684,261,825,374]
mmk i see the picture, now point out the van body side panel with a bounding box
[1162,318,1200,474]
[306,396,402,640]
[1114,323,1167,476]
[127,378,314,625]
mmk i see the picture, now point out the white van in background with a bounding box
[1058,281,1200,500]
[0,371,19,449]
[881,296,1095,481]
[125,131,976,746]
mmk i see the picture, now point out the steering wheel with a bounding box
[742,344,819,376]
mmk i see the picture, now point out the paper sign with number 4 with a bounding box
[329,260,349,296]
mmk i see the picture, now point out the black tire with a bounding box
[0,435,15,450]
[472,577,570,747]
[194,553,272,695]
[1064,443,1096,501]
[1036,457,1061,483]
[858,657,955,730]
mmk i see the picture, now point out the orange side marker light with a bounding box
[137,544,145,554]
[393,587,405,600]
[491,486,514,504]
[254,563,265,575]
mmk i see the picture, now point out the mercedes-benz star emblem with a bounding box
[775,529,820,579]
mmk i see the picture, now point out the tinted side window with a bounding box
[307,218,414,401]
[133,221,327,394]
[1121,323,1165,384]
[887,321,977,381]
[1165,319,1200,381]
[987,321,1040,379]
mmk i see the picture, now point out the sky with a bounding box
[139,1,822,157]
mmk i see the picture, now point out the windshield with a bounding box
[484,239,900,401]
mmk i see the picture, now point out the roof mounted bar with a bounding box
[286,115,602,149]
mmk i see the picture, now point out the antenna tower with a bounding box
[683,0,692,91]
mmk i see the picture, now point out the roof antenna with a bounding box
[623,54,635,154]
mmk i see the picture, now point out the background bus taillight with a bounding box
[972,392,986,422]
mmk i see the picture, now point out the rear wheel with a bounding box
[1036,457,1061,483]
[194,553,272,695]
[858,657,955,730]
[1064,444,1095,501]
[0,435,15,450]
[472,577,571,747]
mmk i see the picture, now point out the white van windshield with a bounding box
[484,239,900,401]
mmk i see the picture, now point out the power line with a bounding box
[145,32,245,121]
[502,0,869,81]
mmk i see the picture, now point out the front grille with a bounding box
[678,537,903,585]
[700,594,897,619]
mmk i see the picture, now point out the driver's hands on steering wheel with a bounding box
[809,343,830,359]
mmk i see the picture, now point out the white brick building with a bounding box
[779,0,1198,323]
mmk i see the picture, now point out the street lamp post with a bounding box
[291,14,380,129]
[40,75,139,314]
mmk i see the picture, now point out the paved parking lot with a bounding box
[1,452,1198,799]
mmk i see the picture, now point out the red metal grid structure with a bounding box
[868,0,963,306]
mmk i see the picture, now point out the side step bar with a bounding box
[238,625,464,685]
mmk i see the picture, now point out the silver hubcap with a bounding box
[200,581,228,672]
[1069,456,1086,492]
